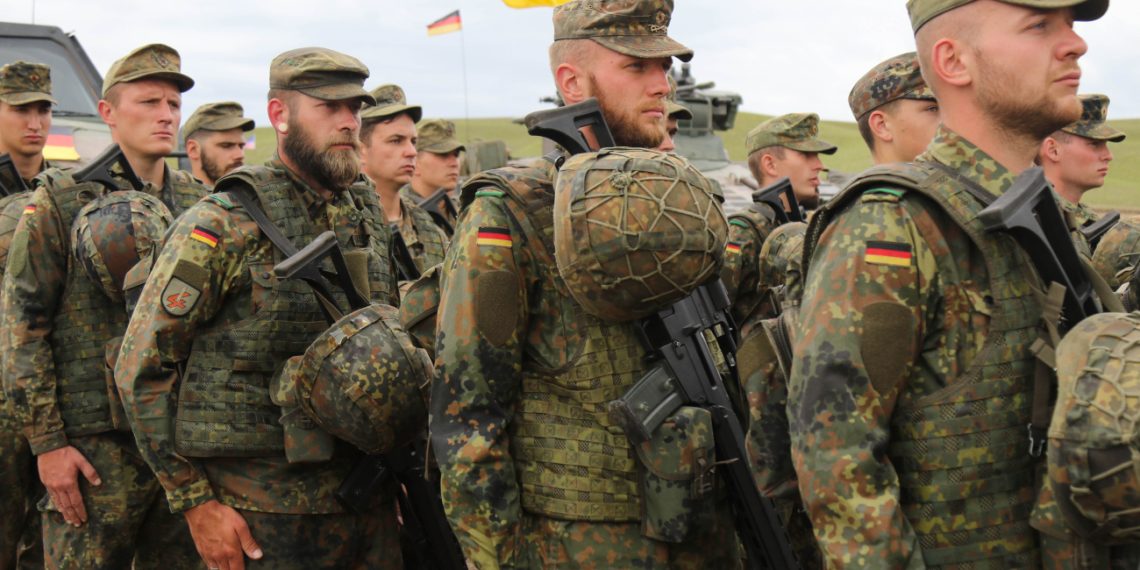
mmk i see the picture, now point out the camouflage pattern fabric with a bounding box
[182,101,254,142]
[269,47,373,104]
[789,126,1046,568]
[1058,195,1098,259]
[36,433,199,569]
[847,52,934,121]
[290,303,431,456]
[102,43,193,96]
[0,60,55,106]
[552,0,693,62]
[400,184,459,237]
[361,83,422,123]
[1061,94,1127,142]
[906,0,1107,32]
[0,191,42,570]
[745,113,837,156]
[1091,218,1140,294]
[431,159,740,569]
[71,190,174,304]
[394,193,449,277]
[721,204,778,336]
[757,221,808,313]
[398,264,441,358]
[553,148,727,322]
[416,119,465,154]
[238,507,402,569]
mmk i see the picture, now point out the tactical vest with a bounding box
[174,167,392,458]
[463,161,644,521]
[806,163,1044,568]
[401,195,448,274]
[0,191,31,413]
[724,203,779,327]
[38,167,204,436]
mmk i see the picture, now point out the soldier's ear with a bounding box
[98,99,115,127]
[868,110,894,144]
[186,138,200,161]
[929,38,971,89]
[268,98,289,135]
[555,62,588,105]
[1041,138,1062,163]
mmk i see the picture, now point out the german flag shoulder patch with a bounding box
[725,242,743,255]
[476,226,512,248]
[189,226,220,249]
[864,241,912,267]
[22,204,36,216]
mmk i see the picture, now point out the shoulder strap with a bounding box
[224,181,298,257]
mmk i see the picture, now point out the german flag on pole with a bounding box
[427,10,462,36]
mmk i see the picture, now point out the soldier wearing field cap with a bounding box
[404,118,464,235]
[0,58,53,570]
[116,47,401,569]
[790,0,1119,567]
[1039,94,1125,255]
[432,0,744,567]
[659,74,691,152]
[849,52,940,164]
[358,84,448,285]
[1,43,204,569]
[746,113,836,212]
[183,101,255,187]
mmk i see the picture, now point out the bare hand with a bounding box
[184,500,263,570]
[37,445,101,527]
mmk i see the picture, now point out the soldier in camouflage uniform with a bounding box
[359,84,449,286]
[431,1,742,568]
[114,47,402,570]
[183,101,255,187]
[658,75,691,152]
[402,118,464,235]
[722,113,836,336]
[1038,93,1126,257]
[789,0,1109,567]
[1091,218,1140,309]
[0,59,54,570]
[849,52,940,164]
[0,44,204,569]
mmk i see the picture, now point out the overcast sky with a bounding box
[4,0,1138,127]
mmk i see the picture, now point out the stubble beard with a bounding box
[974,53,1082,142]
[200,148,238,184]
[590,75,665,149]
[282,117,362,191]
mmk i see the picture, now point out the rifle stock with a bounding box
[416,188,458,236]
[1080,211,1120,252]
[75,143,143,192]
[390,230,422,282]
[752,177,802,224]
[524,97,615,155]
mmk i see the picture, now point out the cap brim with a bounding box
[299,84,376,105]
[1064,123,1127,142]
[667,101,692,120]
[200,116,255,133]
[786,139,838,155]
[1001,0,1108,21]
[591,35,694,62]
[420,141,465,154]
[0,92,56,105]
[362,104,423,123]
[111,71,195,93]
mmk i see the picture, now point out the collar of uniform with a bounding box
[397,193,424,248]
[920,125,1018,197]
[269,157,334,221]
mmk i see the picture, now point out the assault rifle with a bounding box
[416,188,459,237]
[274,230,465,570]
[752,177,803,224]
[526,99,799,569]
[74,143,143,191]
[1080,211,1120,253]
[0,153,27,197]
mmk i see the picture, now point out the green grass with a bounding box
[244,114,1140,209]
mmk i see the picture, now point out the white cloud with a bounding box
[4,0,1136,126]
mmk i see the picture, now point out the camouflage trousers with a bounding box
[0,405,42,570]
[40,432,199,570]
[237,504,401,569]
[516,505,742,569]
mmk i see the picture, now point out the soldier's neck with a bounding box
[121,147,166,187]
[375,182,403,223]
[409,177,439,200]
[1049,178,1085,205]
[3,149,44,182]
[942,113,1039,175]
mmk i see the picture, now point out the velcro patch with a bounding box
[476,226,511,248]
[865,241,912,267]
[161,260,209,317]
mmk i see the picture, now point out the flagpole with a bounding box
[459,20,470,143]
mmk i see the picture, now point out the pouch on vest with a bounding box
[399,264,442,358]
[635,405,718,543]
[342,248,372,301]
[272,356,336,464]
[103,336,131,433]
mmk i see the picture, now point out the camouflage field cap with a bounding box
[416,119,465,154]
[848,52,935,120]
[269,47,374,104]
[1061,94,1126,142]
[182,102,255,142]
[746,113,838,156]
[0,61,56,105]
[102,44,194,96]
[553,0,693,62]
[907,0,1108,33]
[667,74,692,121]
[361,84,423,123]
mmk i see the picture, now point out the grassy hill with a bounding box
[244,113,1139,208]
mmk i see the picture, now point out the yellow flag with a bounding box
[502,0,571,8]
